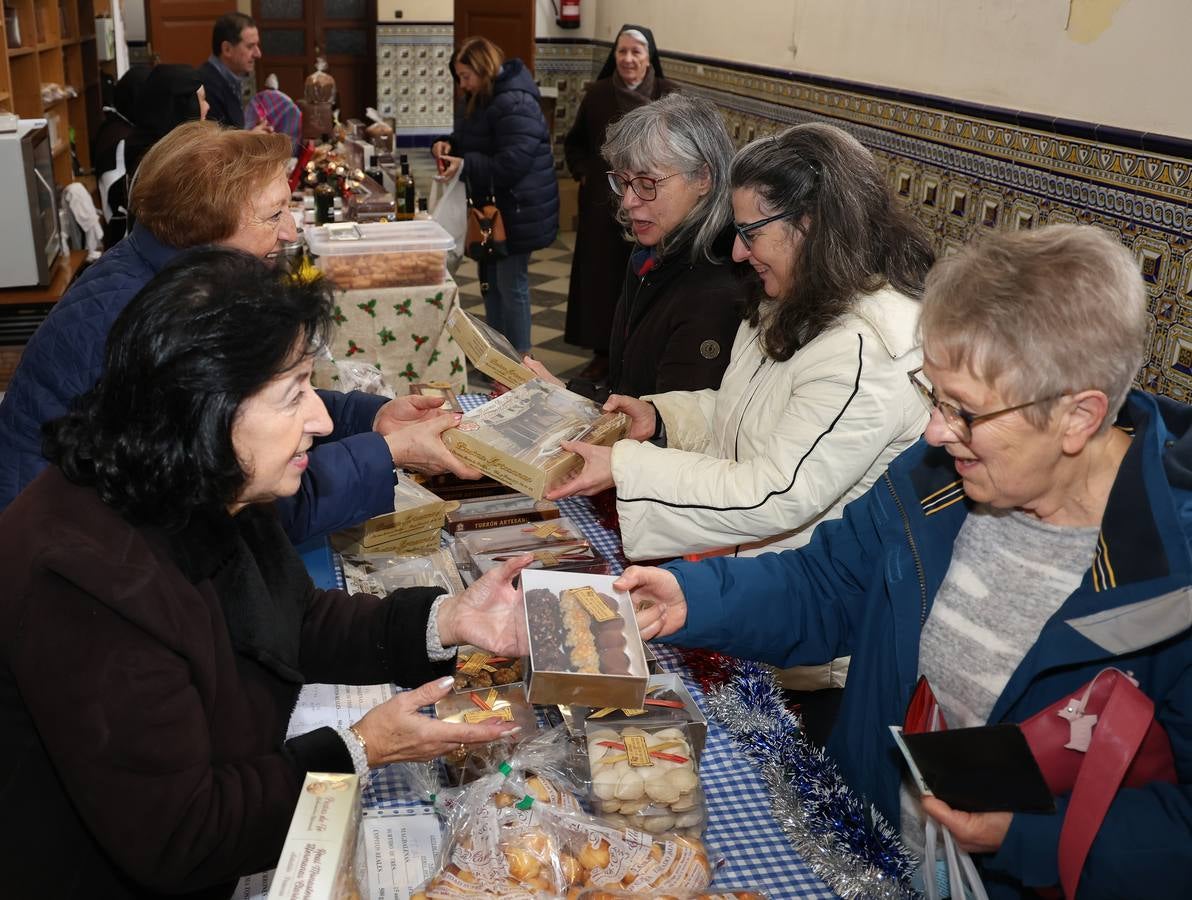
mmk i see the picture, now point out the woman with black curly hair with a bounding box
[0,249,530,898]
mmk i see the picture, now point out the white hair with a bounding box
[619,29,649,48]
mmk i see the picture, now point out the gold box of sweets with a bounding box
[330,473,455,555]
[445,306,535,388]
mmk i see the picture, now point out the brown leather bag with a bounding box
[464,196,508,262]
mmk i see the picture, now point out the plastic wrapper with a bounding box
[445,494,561,534]
[472,547,611,578]
[412,729,716,898]
[340,548,464,596]
[442,380,630,500]
[435,684,542,784]
[585,722,707,838]
[315,356,396,398]
[455,517,586,556]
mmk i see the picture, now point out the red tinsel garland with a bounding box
[678,647,738,694]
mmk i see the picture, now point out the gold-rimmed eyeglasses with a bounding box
[606,170,686,201]
[907,367,1062,443]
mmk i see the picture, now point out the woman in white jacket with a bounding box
[550,123,934,568]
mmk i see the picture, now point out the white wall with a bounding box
[593,0,1191,140]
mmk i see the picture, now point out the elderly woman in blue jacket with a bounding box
[433,36,560,356]
[621,224,1192,898]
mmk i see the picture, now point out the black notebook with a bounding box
[890,723,1056,814]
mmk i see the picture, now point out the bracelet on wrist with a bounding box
[348,724,370,767]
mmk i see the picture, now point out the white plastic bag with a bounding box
[429,164,467,272]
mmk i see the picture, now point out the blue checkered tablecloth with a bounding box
[353,394,839,898]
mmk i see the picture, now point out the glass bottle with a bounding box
[395,154,416,221]
[314,181,336,225]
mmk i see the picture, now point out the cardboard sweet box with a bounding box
[521,569,648,710]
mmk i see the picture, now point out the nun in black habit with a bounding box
[562,24,678,379]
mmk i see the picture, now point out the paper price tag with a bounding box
[624,734,654,767]
[458,652,493,675]
[463,707,514,724]
[564,586,618,623]
[589,706,647,719]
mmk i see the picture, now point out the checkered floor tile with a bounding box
[454,231,598,390]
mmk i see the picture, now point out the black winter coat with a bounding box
[0,468,453,898]
[448,59,559,255]
[608,227,746,399]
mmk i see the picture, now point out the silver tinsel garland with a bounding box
[705,660,920,900]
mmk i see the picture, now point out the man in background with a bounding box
[199,12,270,131]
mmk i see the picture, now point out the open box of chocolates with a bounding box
[521,570,648,709]
[433,684,540,785]
[584,721,707,838]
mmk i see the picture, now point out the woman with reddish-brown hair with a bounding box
[0,120,478,536]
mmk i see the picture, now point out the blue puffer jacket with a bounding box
[664,390,1192,898]
[448,59,559,255]
[0,225,397,542]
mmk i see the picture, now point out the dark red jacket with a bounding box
[0,468,452,898]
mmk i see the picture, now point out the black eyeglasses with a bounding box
[907,367,1062,443]
[733,211,797,250]
[606,170,686,201]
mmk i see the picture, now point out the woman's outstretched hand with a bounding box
[614,565,688,640]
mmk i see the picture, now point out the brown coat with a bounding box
[0,468,452,898]
[563,73,678,352]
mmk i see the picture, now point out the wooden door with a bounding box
[146,0,236,67]
[453,0,535,75]
[253,0,375,122]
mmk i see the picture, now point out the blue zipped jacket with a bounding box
[0,225,395,541]
[664,390,1192,897]
[448,59,559,255]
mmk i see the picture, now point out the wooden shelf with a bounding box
[0,250,88,306]
[2,0,100,197]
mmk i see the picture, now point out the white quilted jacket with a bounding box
[612,286,928,561]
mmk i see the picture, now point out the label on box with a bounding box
[624,734,654,767]
[534,550,560,567]
[590,706,647,718]
[463,706,514,724]
[532,521,563,539]
[458,652,493,675]
[566,586,618,623]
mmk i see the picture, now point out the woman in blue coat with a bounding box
[620,224,1192,898]
[433,36,560,356]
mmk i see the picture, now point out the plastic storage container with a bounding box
[306,220,455,289]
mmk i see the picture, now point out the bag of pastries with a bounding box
[411,729,718,899]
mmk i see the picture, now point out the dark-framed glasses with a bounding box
[606,170,685,201]
[907,367,1062,443]
[734,211,797,250]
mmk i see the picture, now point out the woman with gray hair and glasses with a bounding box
[528,92,744,401]
[550,123,933,583]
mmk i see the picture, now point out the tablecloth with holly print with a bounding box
[318,277,468,394]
